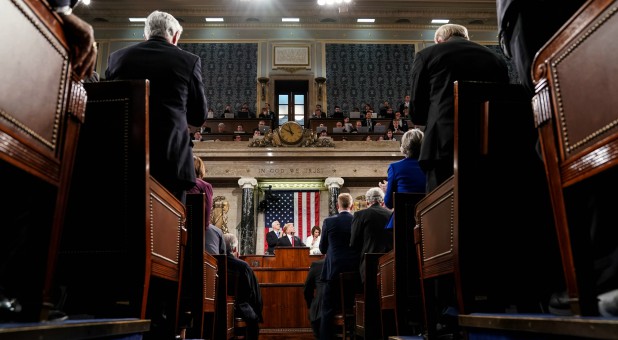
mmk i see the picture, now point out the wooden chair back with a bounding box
[56,80,187,338]
[182,193,218,339]
[532,0,618,315]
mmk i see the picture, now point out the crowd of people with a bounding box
[6,1,616,338]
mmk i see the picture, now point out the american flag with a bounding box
[264,191,320,252]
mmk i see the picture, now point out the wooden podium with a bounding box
[242,247,322,338]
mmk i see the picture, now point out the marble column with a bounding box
[238,177,258,255]
[325,177,344,216]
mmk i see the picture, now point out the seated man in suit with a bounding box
[388,111,409,134]
[223,233,263,340]
[276,223,306,247]
[304,258,326,339]
[331,105,344,119]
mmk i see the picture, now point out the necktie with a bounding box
[291,236,295,246]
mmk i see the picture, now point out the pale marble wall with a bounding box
[203,141,401,255]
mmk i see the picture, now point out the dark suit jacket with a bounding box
[411,36,509,174]
[388,119,409,133]
[304,259,325,322]
[398,102,411,116]
[226,254,263,322]
[276,235,305,247]
[105,37,208,193]
[497,0,585,94]
[319,211,360,281]
[349,204,393,281]
[265,230,280,255]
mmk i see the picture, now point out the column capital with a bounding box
[324,177,344,189]
[238,177,258,189]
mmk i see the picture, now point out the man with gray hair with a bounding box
[410,23,509,192]
[105,10,208,204]
[350,187,393,282]
[223,233,263,339]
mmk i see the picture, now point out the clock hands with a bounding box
[284,124,294,135]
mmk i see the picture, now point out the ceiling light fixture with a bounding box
[317,0,352,5]
[205,18,224,22]
[432,19,450,24]
[282,18,300,22]
[129,18,147,22]
[357,18,375,23]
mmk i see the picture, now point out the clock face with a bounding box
[278,121,304,145]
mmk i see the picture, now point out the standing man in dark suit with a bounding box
[497,0,585,95]
[350,187,393,283]
[265,220,282,255]
[105,10,208,204]
[411,24,509,192]
[304,258,325,339]
[318,193,361,340]
[276,223,306,247]
[398,95,411,118]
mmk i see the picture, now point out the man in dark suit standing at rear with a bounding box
[105,10,208,204]
[350,187,393,283]
[318,193,361,340]
[304,258,325,339]
[411,24,509,193]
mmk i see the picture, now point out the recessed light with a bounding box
[357,18,375,23]
[431,19,450,24]
[129,18,147,22]
[205,18,224,22]
[282,18,300,22]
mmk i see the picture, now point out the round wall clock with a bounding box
[278,121,305,145]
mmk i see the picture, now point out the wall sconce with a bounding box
[315,77,326,101]
[257,77,269,100]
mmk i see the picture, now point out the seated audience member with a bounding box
[276,223,306,247]
[205,224,226,255]
[384,129,396,141]
[343,117,354,133]
[200,124,211,134]
[398,95,411,116]
[253,130,262,138]
[234,134,243,142]
[388,111,409,133]
[304,258,325,338]
[350,187,393,282]
[235,124,245,133]
[306,226,322,255]
[253,120,268,135]
[187,156,214,230]
[365,135,373,141]
[217,123,227,133]
[319,130,328,138]
[352,120,363,133]
[377,135,384,141]
[362,111,375,131]
[193,130,203,142]
[312,108,326,119]
[331,105,344,118]
[379,100,391,118]
[223,104,232,113]
[334,121,344,129]
[361,103,373,117]
[239,102,255,118]
[223,233,263,340]
[383,107,395,120]
[258,107,269,119]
